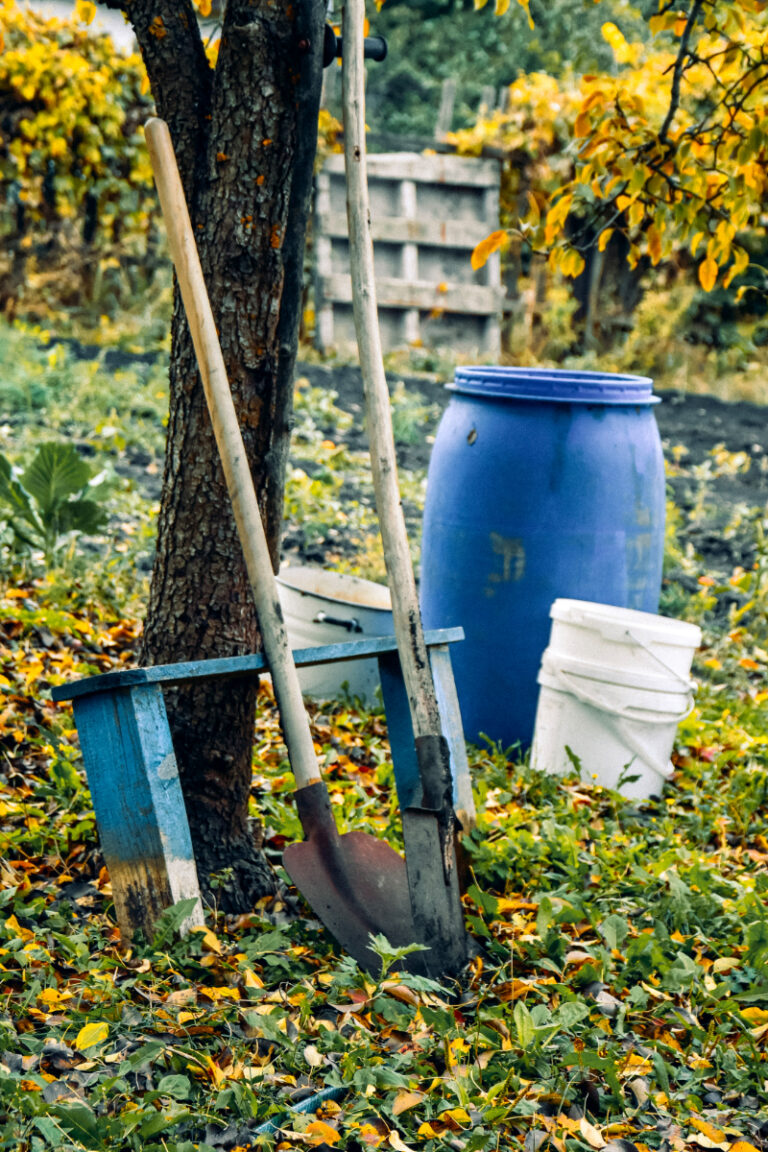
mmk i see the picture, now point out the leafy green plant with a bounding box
[0,442,108,566]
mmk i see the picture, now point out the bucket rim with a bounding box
[539,648,696,695]
[277,565,392,613]
[449,367,660,406]
[550,599,702,647]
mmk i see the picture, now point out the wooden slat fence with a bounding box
[314,152,504,357]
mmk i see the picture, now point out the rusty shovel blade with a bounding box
[283,780,422,975]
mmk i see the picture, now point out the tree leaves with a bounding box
[471,229,508,270]
[75,1021,109,1050]
[453,3,768,295]
[0,442,107,565]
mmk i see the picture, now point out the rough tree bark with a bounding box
[108,0,325,909]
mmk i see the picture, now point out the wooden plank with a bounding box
[430,645,476,832]
[435,77,457,141]
[73,685,204,942]
[399,180,420,344]
[52,628,465,701]
[378,649,420,810]
[323,151,500,188]
[378,643,475,825]
[314,171,335,351]
[316,212,492,251]
[319,272,505,315]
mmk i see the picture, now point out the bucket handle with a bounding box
[313,611,363,634]
[625,628,697,689]
[609,716,674,788]
[553,666,695,725]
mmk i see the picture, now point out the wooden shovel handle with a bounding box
[144,117,321,790]
[340,8,441,740]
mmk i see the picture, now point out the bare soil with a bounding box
[295,362,768,582]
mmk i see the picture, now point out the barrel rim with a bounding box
[449,366,660,405]
[277,565,392,613]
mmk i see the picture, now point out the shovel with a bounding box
[144,117,418,974]
[340,3,469,976]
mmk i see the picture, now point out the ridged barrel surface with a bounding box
[419,369,666,749]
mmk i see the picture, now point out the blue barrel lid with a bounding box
[449,367,659,405]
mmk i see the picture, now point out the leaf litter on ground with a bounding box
[1,456,768,1148]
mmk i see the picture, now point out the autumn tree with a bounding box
[0,2,154,313]
[466,0,768,330]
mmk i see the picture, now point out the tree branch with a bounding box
[274,0,326,487]
[107,0,213,201]
[658,0,706,149]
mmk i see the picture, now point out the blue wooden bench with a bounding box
[51,627,474,942]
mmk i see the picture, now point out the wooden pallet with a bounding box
[51,628,474,942]
[315,152,504,357]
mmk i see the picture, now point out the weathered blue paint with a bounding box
[378,643,474,825]
[55,628,468,942]
[73,684,203,939]
[52,627,465,702]
[378,649,421,810]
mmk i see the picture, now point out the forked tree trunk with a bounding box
[113,0,325,908]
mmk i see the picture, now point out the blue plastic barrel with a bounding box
[419,368,665,749]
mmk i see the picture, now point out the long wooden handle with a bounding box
[341,5,441,740]
[144,117,321,790]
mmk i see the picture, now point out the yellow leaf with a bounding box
[580,1118,606,1149]
[601,22,632,64]
[712,956,740,973]
[191,926,222,954]
[516,0,534,28]
[729,1143,761,1152]
[495,0,510,13]
[392,1090,425,1116]
[37,988,73,1007]
[197,0,212,14]
[75,0,97,24]
[597,229,614,253]
[690,1118,727,1146]
[698,257,718,292]
[562,248,586,279]
[647,224,662,266]
[740,1007,768,1024]
[5,915,34,942]
[305,1120,341,1145]
[471,229,507,270]
[545,192,573,245]
[389,1134,415,1152]
[442,1108,472,1127]
[574,112,591,139]
[76,1021,109,1050]
[200,985,240,1002]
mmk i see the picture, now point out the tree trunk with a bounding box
[117,0,325,909]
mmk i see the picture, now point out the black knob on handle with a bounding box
[323,24,388,67]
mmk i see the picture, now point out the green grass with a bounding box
[0,310,767,1149]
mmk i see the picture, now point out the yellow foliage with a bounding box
[471,229,507,270]
[450,4,767,291]
[0,0,155,309]
[699,257,719,293]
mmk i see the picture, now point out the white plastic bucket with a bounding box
[276,566,393,702]
[530,600,701,798]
